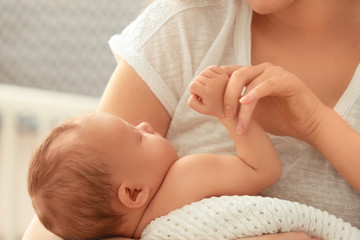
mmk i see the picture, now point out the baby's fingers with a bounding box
[224,64,266,119]
[187,94,205,114]
[189,79,206,97]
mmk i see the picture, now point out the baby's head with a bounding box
[28,112,178,239]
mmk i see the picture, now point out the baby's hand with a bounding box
[188,65,229,118]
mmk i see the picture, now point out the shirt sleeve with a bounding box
[108,0,226,117]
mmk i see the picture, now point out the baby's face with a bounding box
[77,112,179,192]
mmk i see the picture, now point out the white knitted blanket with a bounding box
[141,196,360,240]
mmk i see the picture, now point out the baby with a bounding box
[27,66,281,239]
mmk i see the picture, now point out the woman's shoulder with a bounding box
[152,0,225,10]
[109,0,243,52]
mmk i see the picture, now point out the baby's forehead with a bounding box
[42,121,83,159]
[73,113,94,124]
[55,124,82,145]
[75,113,129,139]
[78,112,132,131]
[75,112,110,126]
[73,114,101,132]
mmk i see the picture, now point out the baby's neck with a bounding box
[133,193,163,238]
[133,176,204,237]
[117,208,147,238]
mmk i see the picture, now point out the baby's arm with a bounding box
[188,66,281,190]
[143,66,282,228]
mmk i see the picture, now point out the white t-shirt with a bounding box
[109,0,360,227]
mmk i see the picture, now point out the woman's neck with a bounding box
[254,0,359,36]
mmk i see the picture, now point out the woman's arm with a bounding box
[311,107,360,192]
[239,232,322,240]
[97,59,171,136]
[222,63,360,192]
[22,218,321,240]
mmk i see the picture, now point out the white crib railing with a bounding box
[0,83,99,240]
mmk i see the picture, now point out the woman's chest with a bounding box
[251,31,360,108]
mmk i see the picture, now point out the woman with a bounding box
[23,0,360,239]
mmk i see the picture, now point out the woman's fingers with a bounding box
[223,63,297,134]
[223,63,275,119]
[236,100,258,134]
[238,74,290,134]
[236,76,281,134]
[223,67,261,118]
[235,77,269,134]
[240,74,293,105]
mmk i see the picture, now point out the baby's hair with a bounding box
[28,119,124,240]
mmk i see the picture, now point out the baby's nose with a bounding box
[137,122,154,134]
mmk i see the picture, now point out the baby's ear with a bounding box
[117,182,150,209]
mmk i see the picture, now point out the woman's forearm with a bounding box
[312,107,360,192]
[238,232,322,240]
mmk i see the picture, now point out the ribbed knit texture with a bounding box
[141,196,360,240]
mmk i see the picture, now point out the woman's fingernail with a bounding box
[225,106,233,118]
[240,94,249,104]
[237,121,245,134]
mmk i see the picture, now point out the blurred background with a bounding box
[0,0,149,239]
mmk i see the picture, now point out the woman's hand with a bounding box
[102,237,134,240]
[221,63,327,143]
[239,232,322,240]
[102,232,322,240]
[222,63,360,192]
[101,232,321,240]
